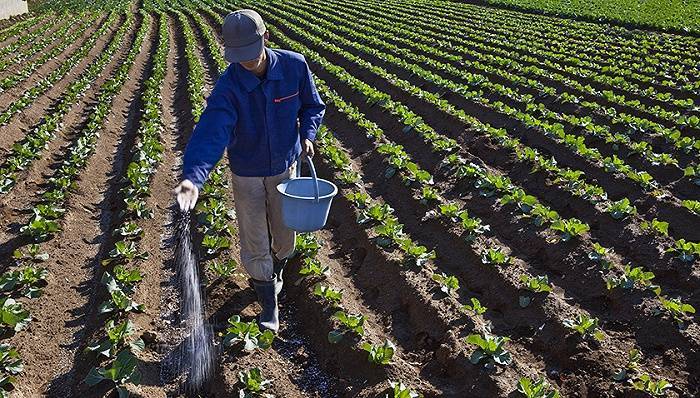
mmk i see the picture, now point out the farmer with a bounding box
[174,9,325,333]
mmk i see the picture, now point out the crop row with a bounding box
[212,2,686,389]
[84,11,167,395]
[0,15,62,64]
[378,0,700,135]
[402,0,700,90]
[0,15,80,74]
[0,10,143,395]
[311,69,682,397]
[0,12,124,194]
[0,12,108,122]
[255,2,692,209]
[271,0,697,199]
[219,0,698,332]
[0,14,50,43]
[367,0,700,98]
[298,0,700,159]
[248,1,700,266]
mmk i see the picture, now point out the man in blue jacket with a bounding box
[174,9,325,332]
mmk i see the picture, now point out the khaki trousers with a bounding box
[231,162,296,282]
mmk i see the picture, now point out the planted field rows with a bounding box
[0,0,697,397]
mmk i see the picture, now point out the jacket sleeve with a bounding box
[182,79,237,189]
[298,56,325,142]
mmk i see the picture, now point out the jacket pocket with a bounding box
[273,91,299,103]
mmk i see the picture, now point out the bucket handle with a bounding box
[295,156,320,203]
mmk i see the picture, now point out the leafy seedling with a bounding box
[0,298,31,333]
[208,259,238,278]
[0,266,48,298]
[431,272,459,297]
[295,233,321,258]
[640,219,669,237]
[563,314,605,341]
[12,244,49,263]
[386,380,422,398]
[362,339,395,365]
[222,315,274,351]
[397,238,435,267]
[237,367,272,397]
[606,265,658,293]
[631,374,672,396]
[657,296,695,325]
[328,310,365,343]
[550,218,589,241]
[588,243,612,269]
[86,319,144,358]
[466,333,512,368]
[460,297,487,315]
[313,283,343,307]
[613,348,641,381]
[481,247,511,266]
[85,348,142,398]
[517,376,560,398]
[666,239,700,263]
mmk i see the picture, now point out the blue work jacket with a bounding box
[182,47,326,187]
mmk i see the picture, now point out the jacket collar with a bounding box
[236,47,283,92]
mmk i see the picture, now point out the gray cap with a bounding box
[222,9,266,63]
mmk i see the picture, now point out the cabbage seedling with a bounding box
[666,239,700,263]
[0,266,48,298]
[208,259,238,278]
[431,273,459,297]
[313,283,343,307]
[0,298,31,333]
[588,243,612,269]
[657,296,695,324]
[85,349,142,398]
[222,315,274,351]
[639,219,669,237]
[631,374,672,396]
[237,367,272,397]
[550,218,589,241]
[0,343,24,380]
[517,376,560,398]
[362,339,395,365]
[481,247,511,266]
[86,319,144,358]
[613,348,641,381]
[397,238,435,267]
[387,380,422,398]
[460,297,487,315]
[328,310,365,343]
[563,314,605,341]
[606,198,637,220]
[298,257,330,278]
[606,265,658,293]
[466,333,512,367]
[12,244,48,263]
[520,275,552,293]
[295,233,321,258]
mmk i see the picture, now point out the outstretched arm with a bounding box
[182,82,237,189]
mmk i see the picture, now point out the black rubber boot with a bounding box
[272,256,288,296]
[251,279,279,333]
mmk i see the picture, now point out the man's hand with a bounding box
[174,179,199,212]
[301,138,314,159]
